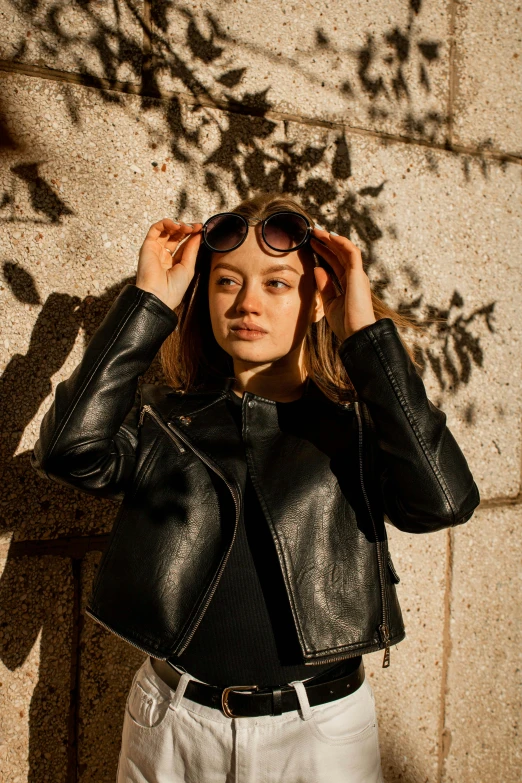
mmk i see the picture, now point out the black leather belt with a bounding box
[150,657,365,718]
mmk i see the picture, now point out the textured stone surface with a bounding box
[1,73,519,540]
[150,0,452,143]
[365,524,448,783]
[0,72,285,539]
[0,5,520,775]
[0,0,143,83]
[0,538,73,781]
[443,506,522,782]
[283,119,522,502]
[78,551,146,782]
[453,1,522,155]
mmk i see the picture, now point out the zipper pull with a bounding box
[139,404,150,426]
[379,623,390,668]
[167,422,186,453]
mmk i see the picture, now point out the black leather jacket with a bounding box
[31,284,480,669]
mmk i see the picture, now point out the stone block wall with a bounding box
[0,1,520,780]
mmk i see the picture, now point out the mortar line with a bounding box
[0,60,520,165]
[446,0,458,147]
[66,557,83,783]
[518,417,522,507]
[478,494,522,509]
[436,526,454,782]
[7,492,522,559]
[9,535,110,558]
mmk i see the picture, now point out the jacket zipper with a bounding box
[139,403,241,657]
[305,647,369,666]
[139,404,186,452]
[89,402,394,665]
[354,400,390,668]
[84,607,169,660]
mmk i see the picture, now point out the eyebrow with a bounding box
[212,261,301,275]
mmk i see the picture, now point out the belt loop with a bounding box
[168,672,194,712]
[272,687,283,716]
[289,680,313,721]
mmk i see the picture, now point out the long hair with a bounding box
[160,191,425,403]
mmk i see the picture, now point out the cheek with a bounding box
[267,294,310,341]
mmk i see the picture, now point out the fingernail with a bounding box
[314,223,326,230]
[330,231,339,236]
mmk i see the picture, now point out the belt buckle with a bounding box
[221,684,259,718]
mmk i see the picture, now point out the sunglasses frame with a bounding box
[202,210,313,253]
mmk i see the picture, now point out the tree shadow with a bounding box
[0,0,505,778]
[0,270,168,781]
[0,260,495,780]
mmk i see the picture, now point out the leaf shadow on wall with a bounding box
[0,0,504,778]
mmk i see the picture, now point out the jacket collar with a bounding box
[165,374,326,406]
[158,375,354,430]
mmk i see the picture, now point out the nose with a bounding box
[235,281,262,315]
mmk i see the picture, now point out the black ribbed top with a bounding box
[169,390,362,688]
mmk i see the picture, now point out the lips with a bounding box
[231,323,267,333]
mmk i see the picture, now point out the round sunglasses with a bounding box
[202,211,313,253]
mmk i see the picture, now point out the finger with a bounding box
[169,231,202,274]
[147,218,182,242]
[314,266,339,311]
[170,232,194,263]
[310,237,346,282]
[312,229,363,271]
[149,219,200,249]
[165,222,203,253]
[310,237,339,264]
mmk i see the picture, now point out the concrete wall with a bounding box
[0,1,520,780]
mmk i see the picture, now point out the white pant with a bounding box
[117,656,385,782]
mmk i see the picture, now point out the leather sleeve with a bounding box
[338,318,481,534]
[30,283,178,500]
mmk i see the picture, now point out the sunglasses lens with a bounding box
[264,213,309,250]
[205,214,246,251]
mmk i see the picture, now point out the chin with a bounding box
[229,345,272,360]
[224,340,277,363]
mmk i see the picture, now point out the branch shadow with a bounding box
[0,0,505,779]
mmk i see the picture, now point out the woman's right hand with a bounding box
[135,218,204,310]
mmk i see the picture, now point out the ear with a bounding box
[311,286,325,324]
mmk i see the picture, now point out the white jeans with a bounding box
[116,656,385,783]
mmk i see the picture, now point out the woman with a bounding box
[31,192,480,782]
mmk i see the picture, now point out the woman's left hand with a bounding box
[310,228,376,342]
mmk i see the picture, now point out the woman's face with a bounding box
[208,224,324,366]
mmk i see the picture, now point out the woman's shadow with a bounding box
[0,266,146,781]
[0,263,425,783]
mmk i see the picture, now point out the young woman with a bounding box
[31,192,480,782]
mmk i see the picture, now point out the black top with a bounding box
[169,389,362,687]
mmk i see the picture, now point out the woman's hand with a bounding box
[310,228,376,342]
[136,218,204,310]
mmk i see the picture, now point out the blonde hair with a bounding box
[160,191,424,403]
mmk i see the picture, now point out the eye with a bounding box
[216,277,290,289]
